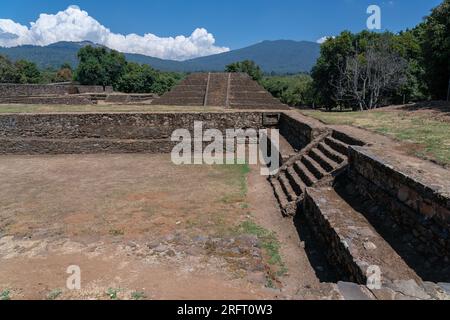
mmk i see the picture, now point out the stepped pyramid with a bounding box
[152,72,289,110]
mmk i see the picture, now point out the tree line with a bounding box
[0,45,184,96]
[228,0,450,110]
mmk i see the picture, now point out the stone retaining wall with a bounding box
[0,112,275,154]
[0,84,112,96]
[279,111,327,151]
[348,146,450,259]
[0,112,268,140]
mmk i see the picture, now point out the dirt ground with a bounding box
[0,154,335,300]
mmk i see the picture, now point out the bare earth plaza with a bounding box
[0,1,449,302]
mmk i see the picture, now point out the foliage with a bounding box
[74,46,127,87]
[15,59,42,84]
[225,60,263,82]
[0,55,20,83]
[420,0,450,100]
[312,31,413,110]
[261,74,314,106]
[116,62,157,93]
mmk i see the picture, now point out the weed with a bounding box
[1,289,11,300]
[47,289,62,300]
[106,288,120,300]
[131,291,146,300]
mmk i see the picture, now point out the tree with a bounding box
[420,0,450,100]
[261,74,314,106]
[0,55,20,83]
[116,63,157,93]
[74,46,127,87]
[15,60,42,84]
[312,31,409,110]
[55,63,73,82]
[339,37,407,110]
[225,60,263,82]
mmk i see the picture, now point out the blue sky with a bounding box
[0,0,442,60]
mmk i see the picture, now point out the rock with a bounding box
[193,236,208,243]
[164,234,175,242]
[370,287,396,300]
[246,272,267,285]
[363,241,377,250]
[422,282,450,300]
[337,282,375,300]
[154,244,169,253]
[147,240,161,249]
[438,283,450,295]
[389,280,431,300]
[165,249,176,257]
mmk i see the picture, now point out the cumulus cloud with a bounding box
[316,36,334,44]
[0,5,229,60]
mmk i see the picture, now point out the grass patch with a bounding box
[1,289,11,300]
[131,291,146,300]
[301,109,450,166]
[47,289,62,300]
[106,288,121,300]
[235,220,287,277]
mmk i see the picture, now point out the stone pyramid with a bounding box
[152,72,289,110]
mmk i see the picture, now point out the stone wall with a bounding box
[0,84,112,96]
[0,112,274,154]
[348,146,450,259]
[0,96,96,105]
[279,111,327,151]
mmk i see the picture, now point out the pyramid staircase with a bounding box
[152,72,289,110]
[154,73,208,106]
[270,131,354,216]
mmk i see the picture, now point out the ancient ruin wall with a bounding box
[278,112,327,150]
[0,112,274,154]
[0,84,112,96]
[0,112,267,139]
[348,146,450,258]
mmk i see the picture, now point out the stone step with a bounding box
[303,187,421,284]
[294,160,317,186]
[318,141,346,164]
[270,178,289,209]
[286,167,306,196]
[325,136,349,156]
[309,147,338,172]
[301,154,327,180]
[279,173,296,201]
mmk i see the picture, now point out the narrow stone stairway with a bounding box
[269,131,351,216]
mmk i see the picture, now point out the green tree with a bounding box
[420,0,450,100]
[312,31,409,110]
[116,63,157,93]
[0,55,20,83]
[262,74,314,106]
[15,60,42,84]
[74,46,127,87]
[225,60,263,82]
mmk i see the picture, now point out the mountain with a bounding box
[0,40,320,74]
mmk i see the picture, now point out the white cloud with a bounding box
[0,5,229,60]
[316,36,334,44]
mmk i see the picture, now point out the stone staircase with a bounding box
[204,73,230,106]
[228,73,288,110]
[153,73,208,106]
[269,131,352,216]
[153,72,289,110]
